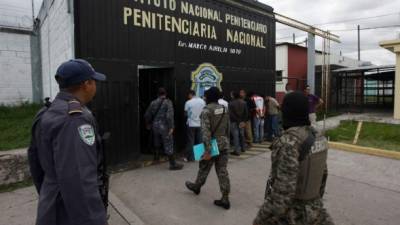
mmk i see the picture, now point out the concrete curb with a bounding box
[108,192,145,225]
[0,148,30,186]
[329,142,400,160]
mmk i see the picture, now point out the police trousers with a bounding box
[152,124,174,156]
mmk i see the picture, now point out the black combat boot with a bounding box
[168,155,184,170]
[230,151,240,156]
[185,181,201,195]
[153,148,160,161]
[214,194,230,210]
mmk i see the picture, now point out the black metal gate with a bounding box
[332,66,395,113]
[74,0,276,165]
[89,61,139,166]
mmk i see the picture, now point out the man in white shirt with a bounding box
[184,90,206,161]
[251,93,266,143]
[218,97,229,109]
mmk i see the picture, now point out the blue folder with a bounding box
[193,139,220,161]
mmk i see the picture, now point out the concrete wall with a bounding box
[275,45,288,98]
[0,149,30,186]
[0,31,32,105]
[38,0,74,100]
[275,43,366,103]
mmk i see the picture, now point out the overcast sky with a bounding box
[259,0,400,65]
[1,0,399,65]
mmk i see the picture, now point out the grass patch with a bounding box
[326,120,400,152]
[0,103,41,151]
[0,179,33,193]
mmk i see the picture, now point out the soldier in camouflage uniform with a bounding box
[185,87,231,209]
[254,91,334,225]
[145,87,183,170]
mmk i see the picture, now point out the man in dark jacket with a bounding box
[229,91,248,156]
[28,59,108,225]
[240,89,255,147]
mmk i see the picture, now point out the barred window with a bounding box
[276,70,283,82]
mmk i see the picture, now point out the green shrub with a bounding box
[0,103,41,151]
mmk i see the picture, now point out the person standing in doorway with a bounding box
[266,96,280,142]
[251,93,266,143]
[28,59,108,225]
[185,87,231,210]
[184,90,206,162]
[145,87,184,170]
[240,89,255,147]
[304,85,324,127]
[229,91,248,156]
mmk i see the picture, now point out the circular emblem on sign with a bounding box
[191,63,223,97]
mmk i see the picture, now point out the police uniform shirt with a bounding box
[28,91,106,225]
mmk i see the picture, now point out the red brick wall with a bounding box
[288,45,307,91]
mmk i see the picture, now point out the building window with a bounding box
[276,70,283,82]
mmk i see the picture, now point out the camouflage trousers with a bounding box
[259,199,335,225]
[195,150,230,195]
[152,123,173,156]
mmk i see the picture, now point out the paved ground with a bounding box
[109,146,400,225]
[0,187,130,225]
[1,143,399,225]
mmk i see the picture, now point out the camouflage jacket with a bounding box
[144,97,174,129]
[200,103,230,153]
[254,126,321,224]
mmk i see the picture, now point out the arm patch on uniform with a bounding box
[78,124,95,146]
[214,108,224,115]
[311,137,328,154]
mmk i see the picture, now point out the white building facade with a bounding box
[0,30,32,105]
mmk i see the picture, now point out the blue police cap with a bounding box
[55,59,106,88]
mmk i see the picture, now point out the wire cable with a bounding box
[277,12,400,31]
[331,24,400,31]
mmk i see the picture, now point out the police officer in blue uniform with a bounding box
[28,59,108,225]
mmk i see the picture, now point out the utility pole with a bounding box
[31,0,35,25]
[293,33,295,44]
[322,37,326,104]
[326,32,331,112]
[357,25,361,61]
[307,32,316,94]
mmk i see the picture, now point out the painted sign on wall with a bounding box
[191,63,223,97]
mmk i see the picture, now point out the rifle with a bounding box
[99,132,111,210]
[44,97,51,108]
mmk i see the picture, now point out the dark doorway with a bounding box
[138,66,175,154]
